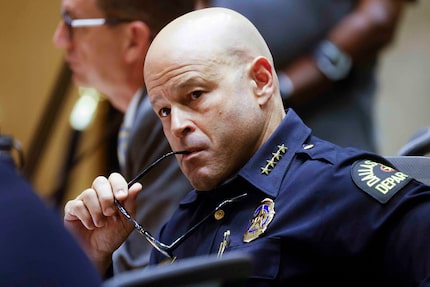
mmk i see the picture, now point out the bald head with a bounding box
[143,7,285,190]
[144,7,275,82]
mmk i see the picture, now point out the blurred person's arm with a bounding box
[281,0,406,105]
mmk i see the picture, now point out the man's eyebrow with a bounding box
[176,77,205,90]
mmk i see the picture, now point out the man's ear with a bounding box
[250,56,274,103]
[124,21,151,63]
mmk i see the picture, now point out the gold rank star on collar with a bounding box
[260,144,288,175]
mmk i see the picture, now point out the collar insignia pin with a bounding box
[243,198,275,243]
[260,144,287,175]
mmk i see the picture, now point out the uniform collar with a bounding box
[238,109,312,198]
[180,109,327,205]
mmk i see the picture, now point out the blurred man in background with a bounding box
[52,0,194,275]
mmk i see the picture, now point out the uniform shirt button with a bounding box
[214,209,225,220]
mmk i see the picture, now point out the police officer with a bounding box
[64,8,430,286]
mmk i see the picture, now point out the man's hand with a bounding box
[64,172,142,274]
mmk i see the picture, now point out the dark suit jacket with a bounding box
[0,155,101,286]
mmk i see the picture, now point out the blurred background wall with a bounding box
[0,1,429,209]
[376,0,430,154]
[0,1,113,208]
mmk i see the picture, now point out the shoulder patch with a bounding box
[351,159,412,204]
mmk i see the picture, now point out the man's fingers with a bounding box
[64,173,133,232]
[108,172,129,199]
[64,193,97,230]
[129,182,143,199]
[92,175,119,217]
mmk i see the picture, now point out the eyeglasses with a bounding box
[114,150,248,262]
[61,10,135,40]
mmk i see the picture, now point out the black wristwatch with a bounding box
[313,40,352,81]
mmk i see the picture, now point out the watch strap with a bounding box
[313,40,352,81]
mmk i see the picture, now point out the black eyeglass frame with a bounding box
[114,151,248,262]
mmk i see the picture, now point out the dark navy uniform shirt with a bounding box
[150,109,430,286]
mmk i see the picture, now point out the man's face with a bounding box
[146,49,266,191]
[52,0,126,97]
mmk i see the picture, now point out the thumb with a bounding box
[123,182,142,215]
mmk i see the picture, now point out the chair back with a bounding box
[385,156,430,186]
[102,252,252,287]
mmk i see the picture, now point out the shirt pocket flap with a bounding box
[229,237,280,280]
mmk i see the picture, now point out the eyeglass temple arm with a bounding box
[114,198,173,259]
[114,150,246,260]
[165,193,248,254]
[113,150,189,259]
[127,151,189,187]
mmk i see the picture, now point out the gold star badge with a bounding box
[260,144,287,175]
[277,144,287,153]
[260,166,271,175]
[266,158,276,168]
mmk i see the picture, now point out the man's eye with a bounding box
[159,107,171,117]
[190,91,203,99]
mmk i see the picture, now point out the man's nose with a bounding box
[170,107,194,138]
[52,21,71,48]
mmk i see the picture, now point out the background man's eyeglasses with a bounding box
[61,10,135,40]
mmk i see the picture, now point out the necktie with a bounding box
[117,89,144,171]
[117,123,131,171]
